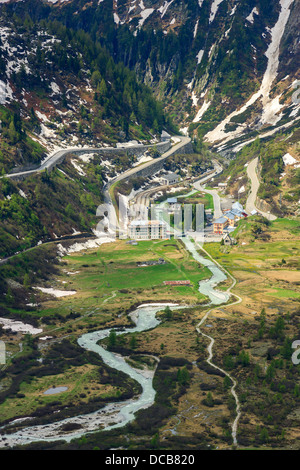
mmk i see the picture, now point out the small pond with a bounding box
[43,386,68,395]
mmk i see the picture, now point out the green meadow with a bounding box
[204,217,300,314]
[34,239,211,326]
[266,289,300,299]
[64,239,210,294]
[183,190,214,210]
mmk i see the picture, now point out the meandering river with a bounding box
[0,235,236,448]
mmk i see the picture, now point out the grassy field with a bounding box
[2,216,300,449]
[18,239,212,339]
[182,190,214,210]
[0,237,215,436]
[0,237,213,393]
[0,364,122,423]
[205,217,300,317]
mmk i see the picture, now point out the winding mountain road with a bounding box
[246,157,277,220]
[5,136,190,181]
[0,134,244,448]
[193,160,223,219]
[104,135,191,189]
[0,136,191,262]
[5,147,99,179]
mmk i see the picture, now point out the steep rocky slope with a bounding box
[108,0,300,151]
[0,0,299,226]
[1,0,299,155]
[0,1,173,173]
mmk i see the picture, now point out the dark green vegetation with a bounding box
[0,239,214,450]
[0,0,299,452]
[0,1,176,174]
[1,0,297,144]
[8,355,210,451]
[0,0,298,262]
[204,217,300,447]
[0,159,103,258]
[0,336,142,429]
[0,243,60,315]
[213,308,300,448]
[163,148,214,179]
[0,146,161,259]
[0,105,46,172]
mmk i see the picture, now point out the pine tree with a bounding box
[129,334,137,350]
[108,330,117,349]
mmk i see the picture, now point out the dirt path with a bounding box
[196,244,242,447]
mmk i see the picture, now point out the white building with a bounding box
[128,220,167,240]
[161,173,180,186]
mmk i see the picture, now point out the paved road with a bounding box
[5,147,99,179]
[129,158,224,221]
[246,157,277,220]
[105,136,191,189]
[193,160,223,219]
[103,135,190,205]
[1,136,190,261]
[5,136,189,180]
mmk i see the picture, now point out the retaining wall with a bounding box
[8,141,172,180]
[119,141,194,181]
[7,139,193,182]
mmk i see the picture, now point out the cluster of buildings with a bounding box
[127,201,247,241]
[213,201,247,235]
[127,173,181,240]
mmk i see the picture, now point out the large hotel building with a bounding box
[128,220,167,240]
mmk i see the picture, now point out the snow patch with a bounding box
[113,13,121,25]
[205,0,295,144]
[230,5,237,16]
[196,49,204,65]
[66,237,115,254]
[50,82,60,94]
[0,318,42,335]
[139,8,154,27]
[132,155,153,167]
[246,7,259,24]
[194,19,199,38]
[283,153,297,165]
[0,80,13,104]
[260,94,283,126]
[77,153,95,163]
[209,0,224,23]
[191,91,198,107]
[18,189,27,199]
[158,0,175,18]
[71,159,86,176]
[35,111,49,122]
[180,127,189,136]
[193,101,211,123]
[34,287,77,297]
